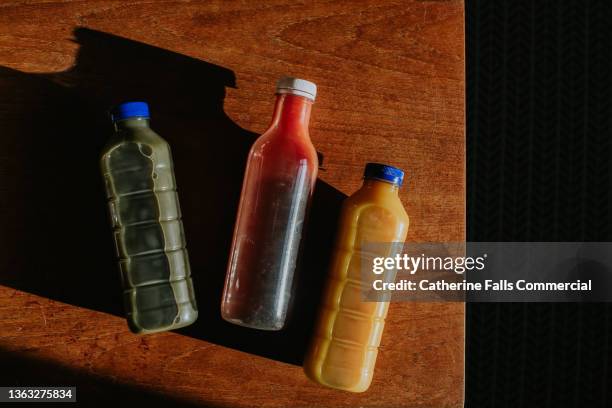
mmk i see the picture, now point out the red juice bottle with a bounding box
[221,77,318,330]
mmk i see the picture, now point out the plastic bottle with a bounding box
[304,163,409,392]
[100,101,197,334]
[221,77,318,331]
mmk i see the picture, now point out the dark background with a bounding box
[466,1,612,407]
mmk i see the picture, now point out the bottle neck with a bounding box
[268,94,312,137]
[113,117,150,131]
[362,178,400,195]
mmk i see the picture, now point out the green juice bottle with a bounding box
[100,101,197,334]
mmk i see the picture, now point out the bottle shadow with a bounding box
[0,348,218,407]
[0,28,345,366]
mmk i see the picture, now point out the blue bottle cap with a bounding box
[364,163,405,186]
[110,101,150,122]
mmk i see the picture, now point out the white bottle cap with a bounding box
[275,76,317,101]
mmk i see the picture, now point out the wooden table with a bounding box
[0,1,465,407]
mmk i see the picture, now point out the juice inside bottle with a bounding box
[221,77,318,331]
[100,101,197,334]
[304,163,409,392]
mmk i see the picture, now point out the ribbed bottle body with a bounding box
[305,179,409,392]
[101,126,197,334]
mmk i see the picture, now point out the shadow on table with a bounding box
[0,28,344,366]
[0,349,221,408]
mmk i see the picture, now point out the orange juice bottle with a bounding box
[304,163,409,392]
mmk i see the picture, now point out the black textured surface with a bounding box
[466,1,612,407]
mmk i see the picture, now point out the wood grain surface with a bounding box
[0,1,465,407]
